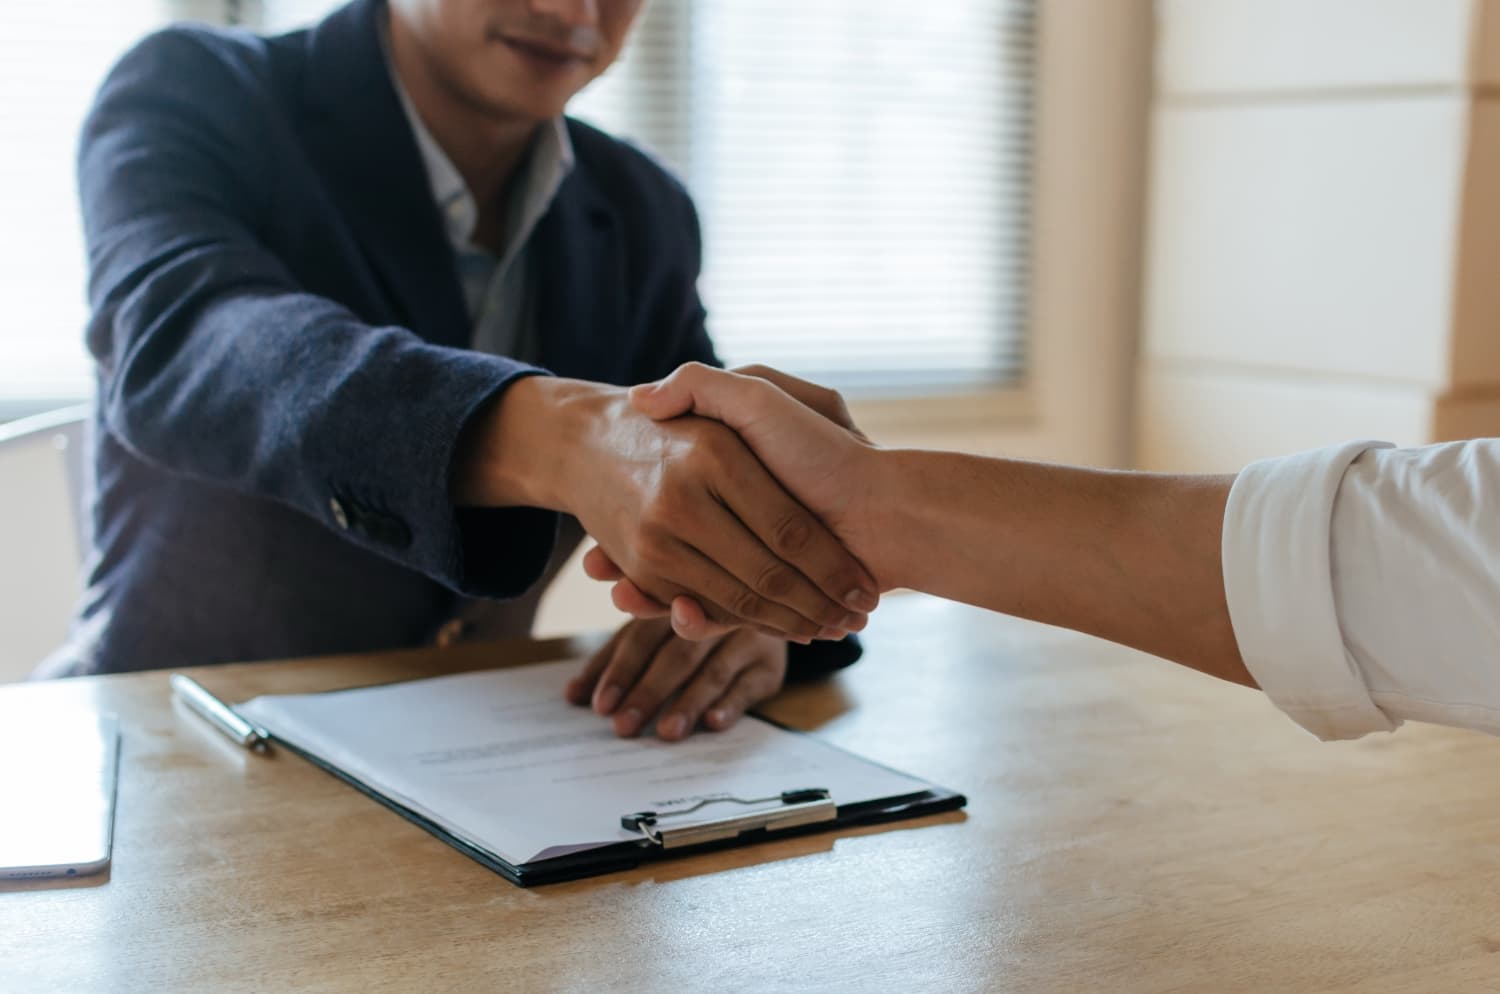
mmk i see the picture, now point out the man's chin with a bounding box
[470,87,574,123]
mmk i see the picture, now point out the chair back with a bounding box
[0,406,90,681]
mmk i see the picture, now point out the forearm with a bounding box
[864,449,1253,686]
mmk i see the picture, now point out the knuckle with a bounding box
[640,488,677,524]
[752,561,798,600]
[705,651,741,687]
[664,464,708,507]
[643,504,680,538]
[771,513,814,556]
[696,426,737,466]
[729,585,769,621]
[635,534,669,570]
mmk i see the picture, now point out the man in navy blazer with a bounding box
[51,0,882,741]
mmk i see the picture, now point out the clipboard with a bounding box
[238,663,967,888]
[270,715,965,887]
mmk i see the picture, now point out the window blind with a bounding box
[0,0,235,416]
[572,0,1037,393]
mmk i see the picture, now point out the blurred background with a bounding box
[4,0,1494,676]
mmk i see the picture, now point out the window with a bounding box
[571,1,1036,394]
[0,1,1035,416]
[0,0,247,420]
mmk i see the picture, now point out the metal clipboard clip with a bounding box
[620,788,836,849]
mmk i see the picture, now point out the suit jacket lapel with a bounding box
[299,0,470,349]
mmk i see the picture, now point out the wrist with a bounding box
[838,445,925,592]
[451,375,616,511]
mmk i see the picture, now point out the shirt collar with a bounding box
[381,25,574,254]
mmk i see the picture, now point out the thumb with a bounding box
[628,362,761,427]
[627,378,690,421]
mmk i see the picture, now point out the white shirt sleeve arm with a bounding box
[1223,438,1500,740]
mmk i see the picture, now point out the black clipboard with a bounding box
[270,714,966,887]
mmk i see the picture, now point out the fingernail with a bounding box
[659,714,687,739]
[817,626,843,641]
[844,589,878,612]
[707,709,733,729]
[843,613,868,633]
[615,708,643,736]
[595,685,622,715]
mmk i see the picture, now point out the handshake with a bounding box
[457,361,902,649]
[453,362,912,741]
[580,363,895,643]
[457,360,1249,740]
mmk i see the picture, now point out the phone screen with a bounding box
[0,709,119,879]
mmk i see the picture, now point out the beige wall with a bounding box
[1138,0,1500,472]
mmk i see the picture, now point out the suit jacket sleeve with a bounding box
[78,29,558,599]
[654,181,862,681]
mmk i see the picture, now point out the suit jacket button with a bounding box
[329,496,350,531]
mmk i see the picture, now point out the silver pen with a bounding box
[170,673,272,753]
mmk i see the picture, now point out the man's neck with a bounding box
[387,12,538,218]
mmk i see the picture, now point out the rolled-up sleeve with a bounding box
[1222,440,1397,740]
[1224,437,1500,741]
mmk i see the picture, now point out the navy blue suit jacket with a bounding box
[51,0,859,679]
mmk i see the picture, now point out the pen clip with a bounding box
[621,788,835,849]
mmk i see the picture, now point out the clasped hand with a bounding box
[582,364,888,642]
[566,617,786,740]
[456,375,878,643]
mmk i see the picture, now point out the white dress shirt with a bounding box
[1222,438,1500,740]
[385,33,574,360]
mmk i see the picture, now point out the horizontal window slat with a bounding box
[572,0,1035,391]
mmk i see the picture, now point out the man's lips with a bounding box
[498,34,592,65]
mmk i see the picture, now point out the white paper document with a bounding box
[239,660,928,866]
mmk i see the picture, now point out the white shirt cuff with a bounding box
[1221,440,1397,740]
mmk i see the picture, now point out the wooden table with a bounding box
[6,593,1500,993]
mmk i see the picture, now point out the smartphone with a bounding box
[0,710,119,880]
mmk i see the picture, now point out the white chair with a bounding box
[0,406,89,682]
